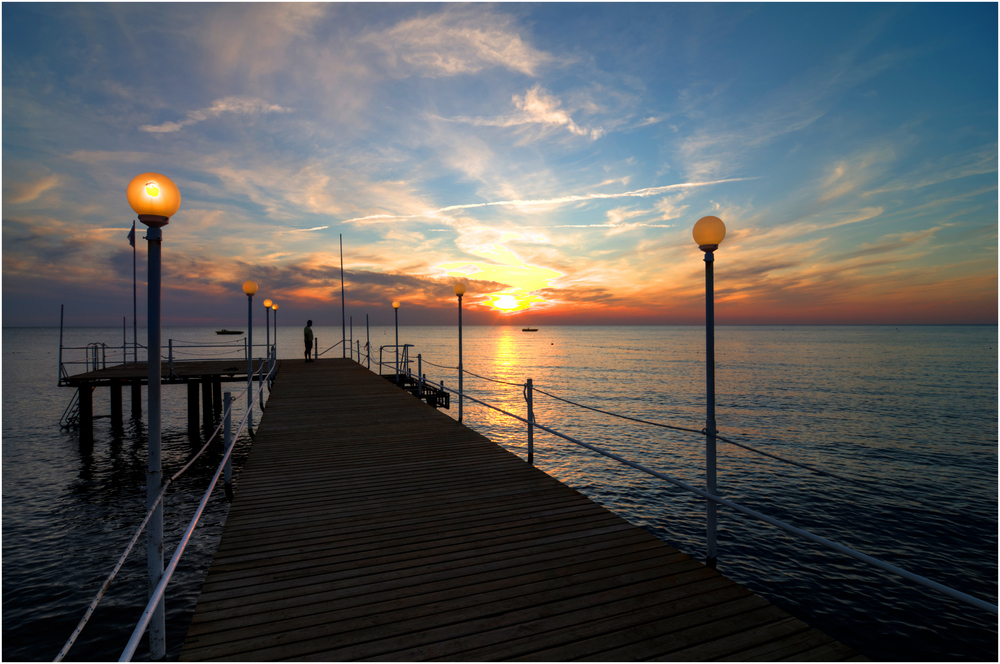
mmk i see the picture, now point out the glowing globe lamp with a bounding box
[693,215,726,252]
[242,281,258,297]
[126,172,181,227]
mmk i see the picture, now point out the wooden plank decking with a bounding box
[180,358,862,661]
[65,359,266,386]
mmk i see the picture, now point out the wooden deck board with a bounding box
[181,358,862,661]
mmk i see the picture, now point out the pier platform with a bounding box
[61,359,267,442]
[180,358,863,661]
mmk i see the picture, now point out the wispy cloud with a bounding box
[364,7,555,77]
[343,177,755,224]
[444,84,604,140]
[4,174,62,204]
[140,96,292,133]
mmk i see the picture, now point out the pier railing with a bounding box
[59,345,996,661]
[373,348,999,618]
[58,336,276,386]
[54,358,278,662]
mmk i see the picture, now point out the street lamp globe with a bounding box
[272,303,278,311]
[453,282,466,297]
[392,300,400,309]
[126,172,181,227]
[693,216,726,252]
[243,281,258,297]
[263,298,272,308]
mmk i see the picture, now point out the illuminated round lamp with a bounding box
[243,280,258,297]
[263,298,272,308]
[272,303,278,311]
[453,282,466,297]
[392,301,400,309]
[126,172,181,227]
[693,216,726,252]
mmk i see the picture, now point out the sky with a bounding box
[2,2,997,328]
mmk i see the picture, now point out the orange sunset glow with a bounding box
[1,4,994,327]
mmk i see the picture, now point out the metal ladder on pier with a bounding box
[60,388,84,429]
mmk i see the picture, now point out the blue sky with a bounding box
[3,3,996,327]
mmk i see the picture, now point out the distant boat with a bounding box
[215,329,243,335]
[522,327,538,332]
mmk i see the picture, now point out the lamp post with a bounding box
[272,303,278,356]
[263,299,272,363]
[243,281,258,429]
[126,171,181,661]
[693,214,726,569]
[454,282,466,422]
[392,301,400,382]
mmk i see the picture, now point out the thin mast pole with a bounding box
[340,234,346,358]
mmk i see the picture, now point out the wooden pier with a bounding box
[63,359,266,443]
[180,358,863,661]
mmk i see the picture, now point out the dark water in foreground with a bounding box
[2,325,997,661]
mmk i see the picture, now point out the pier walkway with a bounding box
[180,358,862,661]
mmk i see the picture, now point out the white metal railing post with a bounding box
[417,355,423,396]
[168,340,173,378]
[526,378,534,465]
[258,362,265,412]
[223,392,233,501]
[314,338,318,361]
[245,338,253,432]
[58,304,65,384]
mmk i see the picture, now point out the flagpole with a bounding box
[340,234,346,358]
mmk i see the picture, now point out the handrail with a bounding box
[119,365,274,661]
[385,352,999,618]
[54,360,274,662]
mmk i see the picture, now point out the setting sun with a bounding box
[494,295,519,310]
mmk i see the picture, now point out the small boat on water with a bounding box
[215,329,243,335]
[522,327,538,332]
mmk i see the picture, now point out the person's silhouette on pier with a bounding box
[304,320,314,362]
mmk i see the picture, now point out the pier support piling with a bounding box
[187,382,199,433]
[131,380,142,419]
[78,387,94,445]
[212,378,222,417]
[110,380,123,433]
[201,375,213,430]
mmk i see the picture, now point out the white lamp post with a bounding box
[126,171,181,661]
[454,282,466,422]
[392,300,400,383]
[243,281,258,429]
[263,298,272,356]
[693,214,726,569]
[272,303,278,356]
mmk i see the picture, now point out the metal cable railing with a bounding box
[53,365,270,662]
[118,368,273,661]
[383,351,999,617]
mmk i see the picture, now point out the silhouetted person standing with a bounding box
[304,320,314,362]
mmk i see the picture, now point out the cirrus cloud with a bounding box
[140,96,293,133]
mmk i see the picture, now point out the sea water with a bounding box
[2,325,997,660]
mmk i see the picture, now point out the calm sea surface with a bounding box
[2,325,997,661]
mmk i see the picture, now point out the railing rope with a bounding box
[445,376,999,618]
[56,359,277,662]
[119,362,275,661]
[525,378,534,465]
